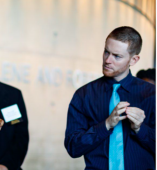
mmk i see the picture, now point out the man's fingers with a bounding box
[127,107,145,117]
[0,119,4,130]
[126,111,140,120]
[0,119,4,127]
[116,102,130,110]
[117,108,126,115]
[127,107,141,112]
[118,115,127,121]
[118,102,129,105]
[126,109,145,121]
[127,114,140,125]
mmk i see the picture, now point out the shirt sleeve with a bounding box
[0,91,29,170]
[64,91,113,158]
[130,103,155,155]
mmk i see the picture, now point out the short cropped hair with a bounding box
[107,26,142,56]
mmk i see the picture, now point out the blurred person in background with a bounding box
[0,83,29,170]
[136,68,155,85]
[65,26,155,170]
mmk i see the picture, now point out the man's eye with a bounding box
[114,55,120,58]
[104,50,109,54]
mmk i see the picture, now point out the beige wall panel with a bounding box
[0,0,155,169]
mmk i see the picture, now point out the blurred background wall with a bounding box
[0,0,155,169]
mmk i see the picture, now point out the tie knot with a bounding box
[113,84,121,92]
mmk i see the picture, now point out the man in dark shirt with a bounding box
[0,83,29,170]
[64,26,155,170]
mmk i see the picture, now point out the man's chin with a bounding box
[103,70,115,77]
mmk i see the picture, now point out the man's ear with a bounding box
[129,55,140,66]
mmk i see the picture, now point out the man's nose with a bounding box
[105,54,112,63]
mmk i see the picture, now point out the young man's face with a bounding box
[102,38,133,81]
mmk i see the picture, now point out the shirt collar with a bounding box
[104,70,134,93]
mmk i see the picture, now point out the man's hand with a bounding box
[0,165,8,170]
[0,119,4,130]
[106,102,130,130]
[126,107,145,133]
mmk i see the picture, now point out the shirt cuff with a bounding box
[130,123,148,141]
[94,120,113,139]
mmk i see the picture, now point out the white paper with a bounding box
[1,104,22,123]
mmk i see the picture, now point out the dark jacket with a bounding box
[0,82,29,170]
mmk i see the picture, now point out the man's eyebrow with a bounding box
[104,48,109,52]
[113,52,123,57]
[104,47,123,57]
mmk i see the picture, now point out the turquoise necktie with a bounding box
[109,84,124,170]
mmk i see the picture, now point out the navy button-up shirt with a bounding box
[65,71,155,170]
